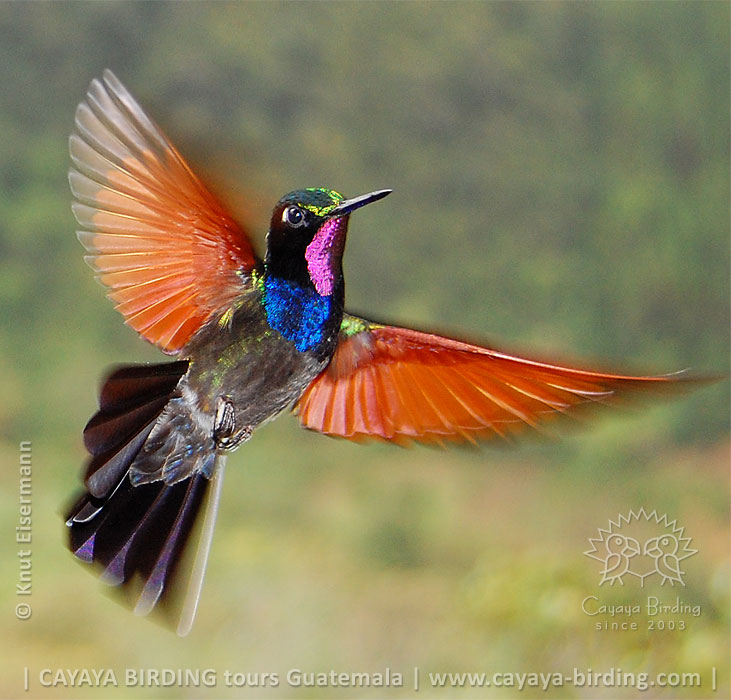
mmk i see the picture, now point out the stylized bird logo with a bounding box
[64,71,706,634]
[599,534,640,585]
[644,534,684,585]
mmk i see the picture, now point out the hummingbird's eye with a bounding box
[284,205,306,228]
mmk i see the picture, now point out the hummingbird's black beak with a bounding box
[329,189,392,217]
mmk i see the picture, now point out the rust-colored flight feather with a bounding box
[296,316,693,445]
[69,70,258,354]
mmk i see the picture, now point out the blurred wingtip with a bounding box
[657,369,727,388]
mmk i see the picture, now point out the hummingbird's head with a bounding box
[265,187,391,297]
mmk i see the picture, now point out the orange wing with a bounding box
[69,70,259,354]
[295,315,693,445]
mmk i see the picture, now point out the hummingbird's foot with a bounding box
[213,397,253,451]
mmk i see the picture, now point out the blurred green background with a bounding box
[0,2,728,698]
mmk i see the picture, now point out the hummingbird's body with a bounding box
[130,303,329,487]
[185,289,333,441]
[133,248,346,487]
[65,71,702,635]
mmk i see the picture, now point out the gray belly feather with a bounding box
[129,299,335,486]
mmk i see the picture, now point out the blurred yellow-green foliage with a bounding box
[0,3,728,699]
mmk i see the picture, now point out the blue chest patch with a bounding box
[263,276,333,353]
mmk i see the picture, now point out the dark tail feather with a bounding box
[66,361,224,635]
[82,361,188,498]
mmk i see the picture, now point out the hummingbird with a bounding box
[65,70,698,635]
